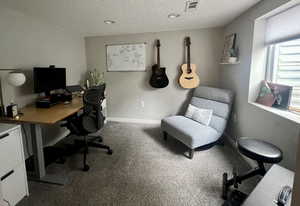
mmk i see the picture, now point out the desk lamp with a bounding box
[0,69,26,116]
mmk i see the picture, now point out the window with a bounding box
[266,38,300,109]
[264,4,300,110]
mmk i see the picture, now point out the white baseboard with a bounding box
[107,117,161,125]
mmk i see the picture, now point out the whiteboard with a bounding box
[106,43,146,72]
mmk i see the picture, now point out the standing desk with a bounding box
[243,165,294,206]
[0,97,83,185]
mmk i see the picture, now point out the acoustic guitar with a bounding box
[149,39,169,88]
[179,37,200,89]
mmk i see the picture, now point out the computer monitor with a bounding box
[34,67,66,96]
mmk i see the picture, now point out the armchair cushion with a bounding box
[193,86,234,104]
[161,116,220,149]
[190,97,231,119]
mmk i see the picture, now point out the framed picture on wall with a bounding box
[106,43,146,72]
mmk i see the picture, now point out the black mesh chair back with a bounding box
[82,85,105,133]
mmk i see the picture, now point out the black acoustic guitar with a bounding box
[149,40,169,88]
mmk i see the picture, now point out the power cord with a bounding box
[3,199,10,206]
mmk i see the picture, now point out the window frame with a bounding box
[265,45,275,82]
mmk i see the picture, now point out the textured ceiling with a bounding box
[0,0,261,36]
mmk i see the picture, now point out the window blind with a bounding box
[266,4,300,45]
[273,40,300,107]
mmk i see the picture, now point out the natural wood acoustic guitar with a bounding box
[179,37,200,89]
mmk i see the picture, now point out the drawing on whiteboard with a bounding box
[106,43,146,71]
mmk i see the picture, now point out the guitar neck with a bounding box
[157,46,160,67]
[187,44,190,68]
[187,43,192,73]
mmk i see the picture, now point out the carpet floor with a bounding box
[18,122,258,206]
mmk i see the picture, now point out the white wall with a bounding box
[220,0,300,170]
[85,28,224,121]
[0,6,87,157]
[0,181,3,206]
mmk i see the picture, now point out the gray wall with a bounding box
[293,139,300,205]
[85,28,224,121]
[220,0,300,170]
[0,6,87,157]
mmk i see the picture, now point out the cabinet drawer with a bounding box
[0,129,23,177]
[1,164,27,206]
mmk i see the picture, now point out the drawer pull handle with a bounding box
[0,133,9,140]
[1,170,14,181]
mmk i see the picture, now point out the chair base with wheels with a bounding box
[62,125,113,172]
[222,137,283,200]
[77,135,113,172]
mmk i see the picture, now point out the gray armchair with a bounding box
[161,86,234,159]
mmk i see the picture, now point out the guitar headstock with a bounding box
[185,37,191,46]
[156,39,161,48]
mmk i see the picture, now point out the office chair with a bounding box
[62,85,113,171]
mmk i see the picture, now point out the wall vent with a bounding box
[185,0,199,12]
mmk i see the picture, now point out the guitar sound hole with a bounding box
[185,77,194,80]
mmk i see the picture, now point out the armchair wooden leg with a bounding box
[163,132,168,141]
[189,149,194,159]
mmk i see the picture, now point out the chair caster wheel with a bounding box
[107,149,113,155]
[222,172,228,200]
[83,165,90,172]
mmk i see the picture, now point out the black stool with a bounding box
[222,137,283,199]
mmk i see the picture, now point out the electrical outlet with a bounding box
[141,100,145,108]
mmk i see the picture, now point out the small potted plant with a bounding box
[86,69,105,88]
[228,48,238,63]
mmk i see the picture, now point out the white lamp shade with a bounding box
[7,72,26,86]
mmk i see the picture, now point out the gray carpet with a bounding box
[18,122,258,206]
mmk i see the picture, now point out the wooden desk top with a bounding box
[0,97,83,125]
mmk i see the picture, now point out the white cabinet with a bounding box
[0,124,29,206]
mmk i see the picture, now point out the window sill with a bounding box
[249,102,300,124]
